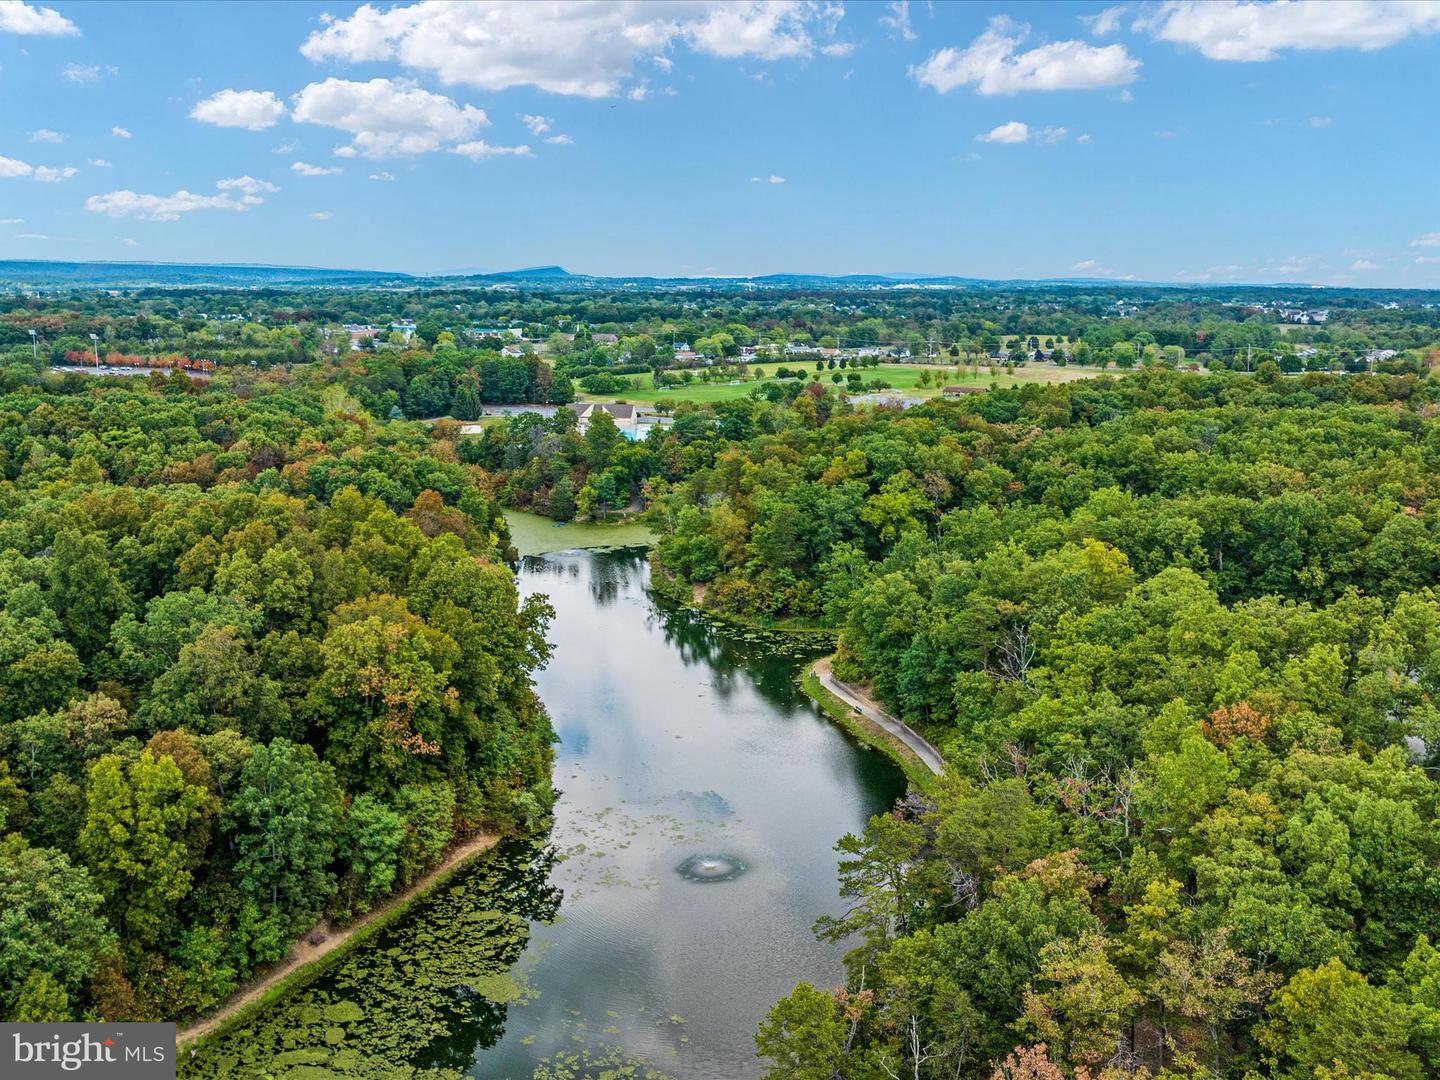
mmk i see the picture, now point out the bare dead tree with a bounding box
[878,1016,935,1080]
[940,862,980,910]
[996,622,1037,684]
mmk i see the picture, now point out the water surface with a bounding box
[183,550,903,1079]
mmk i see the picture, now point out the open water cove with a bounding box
[182,549,903,1079]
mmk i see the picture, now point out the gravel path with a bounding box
[812,657,945,776]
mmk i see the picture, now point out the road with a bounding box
[812,657,945,777]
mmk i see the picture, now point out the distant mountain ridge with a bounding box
[0,258,1426,296]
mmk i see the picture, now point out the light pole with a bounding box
[89,333,100,371]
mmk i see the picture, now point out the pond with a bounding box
[182,550,904,1079]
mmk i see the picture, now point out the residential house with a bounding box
[567,401,637,434]
[342,323,380,350]
[942,385,986,399]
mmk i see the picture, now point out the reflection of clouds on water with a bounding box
[555,724,590,757]
[665,789,734,819]
[494,550,904,1078]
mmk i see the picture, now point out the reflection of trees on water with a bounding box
[525,548,820,718]
[521,549,648,610]
[647,590,827,715]
[181,839,561,1079]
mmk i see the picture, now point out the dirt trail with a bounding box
[177,831,499,1046]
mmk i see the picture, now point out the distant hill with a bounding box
[4,259,1436,300]
[493,265,571,278]
[0,260,414,288]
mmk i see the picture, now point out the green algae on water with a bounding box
[180,839,558,1080]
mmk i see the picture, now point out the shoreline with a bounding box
[647,558,836,637]
[803,657,945,787]
[176,830,501,1051]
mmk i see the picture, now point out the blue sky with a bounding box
[1,0,1439,284]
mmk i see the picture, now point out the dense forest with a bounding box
[7,279,1440,1077]
[473,367,1440,1079]
[0,373,555,1025]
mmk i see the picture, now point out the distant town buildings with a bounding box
[1277,307,1329,324]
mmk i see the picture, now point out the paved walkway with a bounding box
[813,657,945,776]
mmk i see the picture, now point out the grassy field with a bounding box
[504,509,655,556]
[577,362,1099,407]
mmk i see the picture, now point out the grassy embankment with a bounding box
[177,832,499,1052]
[801,666,938,790]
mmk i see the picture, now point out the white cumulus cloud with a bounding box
[1082,5,1131,36]
[0,154,76,181]
[291,161,343,176]
[191,89,287,130]
[750,174,786,183]
[0,1,79,36]
[369,170,395,181]
[216,175,280,204]
[299,1,849,98]
[30,128,64,143]
[111,126,131,138]
[912,15,1140,95]
[520,113,551,136]
[1140,1,1440,62]
[1410,232,1440,248]
[976,120,1030,143]
[85,176,266,221]
[545,133,575,145]
[449,140,532,161]
[292,77,488,157]
[309,210,332,221]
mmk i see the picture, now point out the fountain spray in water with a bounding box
[675,853,748,883]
